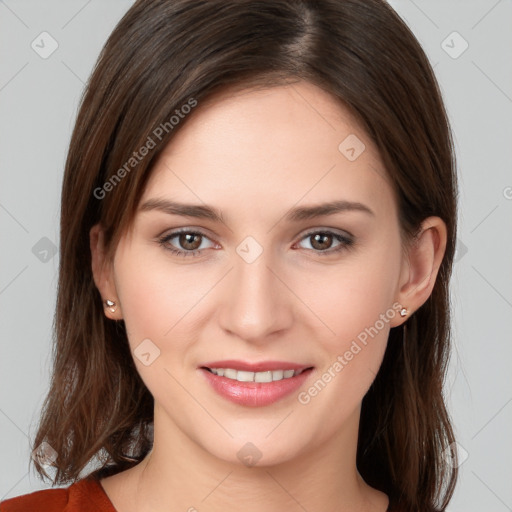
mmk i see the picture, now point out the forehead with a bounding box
[141,81,396,223]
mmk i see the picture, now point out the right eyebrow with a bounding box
[139,198,225,223]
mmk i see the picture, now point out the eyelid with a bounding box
[158,227,218,249]
[296,226,354,241]
[157,225,215,239]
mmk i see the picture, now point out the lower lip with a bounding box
[200,368,313,407]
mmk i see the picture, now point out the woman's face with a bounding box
[104,81,409,465]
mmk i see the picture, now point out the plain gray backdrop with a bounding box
[1,1,511,510]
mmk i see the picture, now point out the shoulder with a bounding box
[0,477,116,512]
[0,485,69,512]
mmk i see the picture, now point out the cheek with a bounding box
[300,244,401,347]
[114,240,213,340]
[112,251,214,406]
[294,239,401,398]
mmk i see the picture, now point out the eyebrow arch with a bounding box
[285,199,375,221]
[139,198,226,223]
[138,198,375,223]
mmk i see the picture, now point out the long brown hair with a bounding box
[30,1,459,510]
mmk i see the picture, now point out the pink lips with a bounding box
[199,360,314,407]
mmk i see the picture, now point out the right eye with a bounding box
[158,229,217,257]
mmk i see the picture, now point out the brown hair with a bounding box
[30,1,459,510]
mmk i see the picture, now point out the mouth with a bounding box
[199,360,314,407]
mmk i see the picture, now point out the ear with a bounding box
[390,216,447,327]
[90,223,123,320]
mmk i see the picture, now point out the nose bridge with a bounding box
[219,239,292,341]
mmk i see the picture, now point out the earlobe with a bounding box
[90,223,122,320]
[393,216,447,326]
[104,298,118,313]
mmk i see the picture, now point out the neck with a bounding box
[109,405,388,512]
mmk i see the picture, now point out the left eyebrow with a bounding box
[284,199,375,221]
[138,198,375,223]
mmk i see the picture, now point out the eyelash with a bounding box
[157,228,355,258]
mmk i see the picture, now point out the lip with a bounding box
[199,360,314,407]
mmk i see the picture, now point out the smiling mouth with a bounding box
[199,362,315,407]
[201,367,313,383]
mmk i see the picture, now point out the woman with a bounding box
[0,0,459,511]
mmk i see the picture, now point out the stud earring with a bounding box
[104,299,117,313]
[399,307,408,317]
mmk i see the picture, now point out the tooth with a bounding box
[272,370,284,381]
[255,371,273,383]
[236,370,255,382]
[224,368,237,379]
[210,367,304,381]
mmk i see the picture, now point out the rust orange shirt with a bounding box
[1,478,399,511]
[0,477,117,512]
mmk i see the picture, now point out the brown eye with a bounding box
[179,232,202,251]
[158,229,215,257]
[297,230,354,255]
[310,233,334,251]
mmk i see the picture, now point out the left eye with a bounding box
[295,230,354,254]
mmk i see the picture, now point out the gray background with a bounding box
[1,1,511,510]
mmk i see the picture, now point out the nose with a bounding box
[218,249,294,344]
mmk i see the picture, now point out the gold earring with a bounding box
[104,299,117,313]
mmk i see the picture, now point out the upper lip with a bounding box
[200,360,313,372]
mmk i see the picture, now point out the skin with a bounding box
[90,80,447,512]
